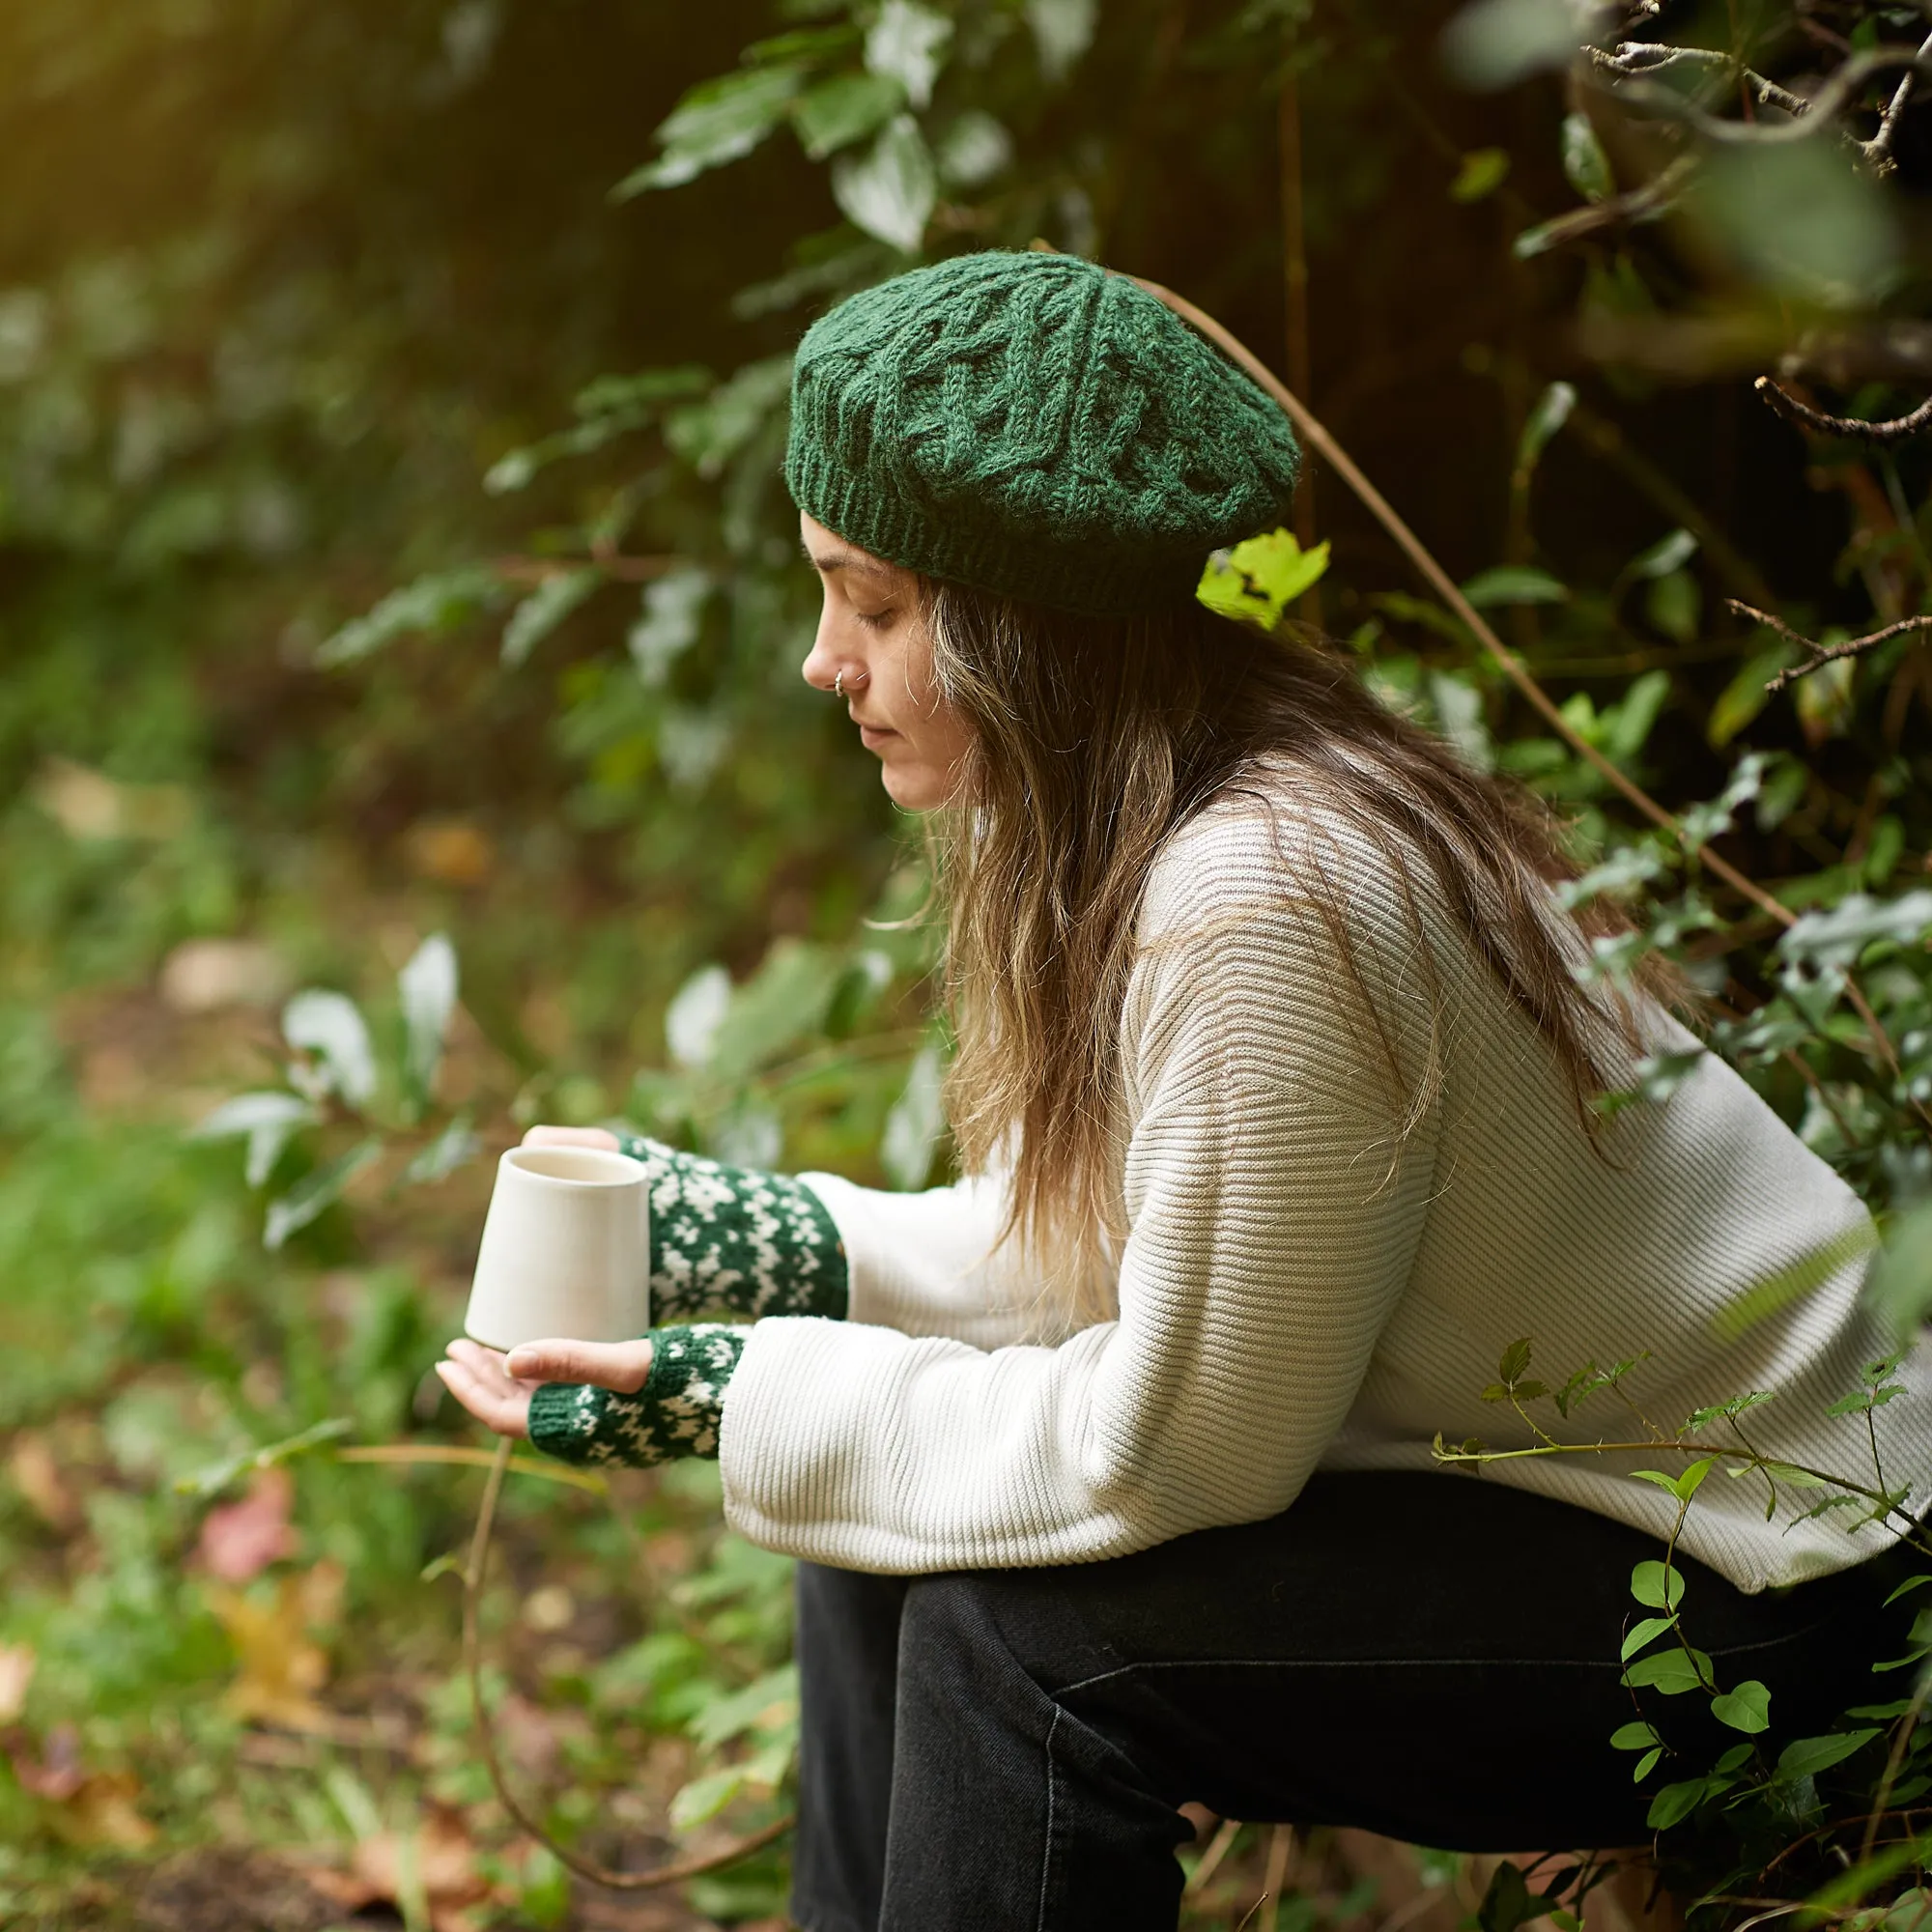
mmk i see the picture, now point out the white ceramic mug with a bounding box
[463,1146,651,1351]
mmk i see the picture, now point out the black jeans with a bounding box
[789,1472,1906,1932]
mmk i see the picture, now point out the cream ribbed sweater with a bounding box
[719,788,1931,1592]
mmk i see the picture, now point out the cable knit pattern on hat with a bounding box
[784,251,1302,615]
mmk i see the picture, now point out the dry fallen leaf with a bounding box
[0,1641,35,1724]
[2,1722,157,1849]
[198,1466,299,1582]
[352,1804,497,1932]
[207,1560,344,1732]
[8,1432,80,1533]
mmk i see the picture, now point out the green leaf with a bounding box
[1886,1574,1932,1608]
[1779,891,1932,975]
[1710,1678,1772,1734]
[1026,0,1097,82]
[881,1039,947,1191]
[614,65,806,198]
[865,2,952,110]
[1560,112,1614,202]
[793,71,904,159]
[283,989,378,1107]
[190,1090,319,1189]
[831,114,936,253]
[1621,1615,1678,1662]
[668,1765,747,1832]
[1451,148,1511,203]
[1776,1729,1881,1779]
[1631,1560,1686,1610]
[397,932,458,1107]
[1623,1646,1712,1695]
[1634,1747,1662,1781]
[1496,1337,1534,1384]
[1646,1777,1713,1830]
[264,1137,383,1251]
[1674,1457,1716,1502]
[501,567,601,668]
[1626,527,1698,581]
[1515,382,1576,473]
[628,566,712,687]
[665,357,794,480]
[1868,1200,1932,1339]
[1461,565,1568,609]
[1610,1720,1662,1750]
[175,1416,354,1498]
[1198,528,1330,629]
[316,566,504,668]
[1644,568,1700,645]
[1711,1221,1882,1340]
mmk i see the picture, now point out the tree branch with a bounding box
[1726,599,1932,693]
[1754,375,1932,445]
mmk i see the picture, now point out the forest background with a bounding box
[3,0,1932,1928]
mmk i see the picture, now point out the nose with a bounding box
[801,606,841,693]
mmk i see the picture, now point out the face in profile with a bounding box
[799,512,974,811]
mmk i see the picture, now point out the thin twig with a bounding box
[1726,598,1932,694]
[1755,376,1932,445]
[1259,1825,1298,1932]
[1128,274,1793,925]
[339,1442,608,1493]
[1861,1663,1932,1868]
[1592,43,1812,118]
[1185,1817,1245,1896]
[1867,29,1932,167]
[492,553,678,586]
[1131,273,1932,1131]
[462,1435,792,1889]
[1600,46,1932,147]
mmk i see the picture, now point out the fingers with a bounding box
[434,1346,533,1439]
[521,1124,622,1151]
[502,1336,653,1394]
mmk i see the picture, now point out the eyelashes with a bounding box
[855,607,897,631]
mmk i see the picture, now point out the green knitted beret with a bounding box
[784,251,1301,617]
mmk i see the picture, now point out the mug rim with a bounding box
[499,1145,646,1188]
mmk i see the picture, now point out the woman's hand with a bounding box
[436,1335,655,1440]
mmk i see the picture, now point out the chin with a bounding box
[880,765,943,812]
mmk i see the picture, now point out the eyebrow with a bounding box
[802,541,895,582]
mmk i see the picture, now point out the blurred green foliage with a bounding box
[2,0,1932,1925]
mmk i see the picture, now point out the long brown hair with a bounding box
[922,583,1676,1321]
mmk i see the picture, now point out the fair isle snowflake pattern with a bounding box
[527,1324,747,1468]
[615,1134,848,1323]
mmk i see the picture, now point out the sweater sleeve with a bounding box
[713,809,1447,1572]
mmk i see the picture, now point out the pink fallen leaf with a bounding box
[198,1467,298,1582]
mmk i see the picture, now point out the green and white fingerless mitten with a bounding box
[526,1139,848,1470]
[614,1133,848,1325]
[526,1323,747,1467]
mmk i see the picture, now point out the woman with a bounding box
[438,250,1929,1931]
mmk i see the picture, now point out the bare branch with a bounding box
[1726,598,1932,693]
[1591,43,1811,119]
[1594,44,1932,149]
[1754,375,1932,444]
[1865,27,1932,167]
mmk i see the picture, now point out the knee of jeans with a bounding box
[898,1570,1102,1695]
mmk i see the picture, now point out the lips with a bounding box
[857,723,897,750]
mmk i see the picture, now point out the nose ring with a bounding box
[835,669,844,699]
